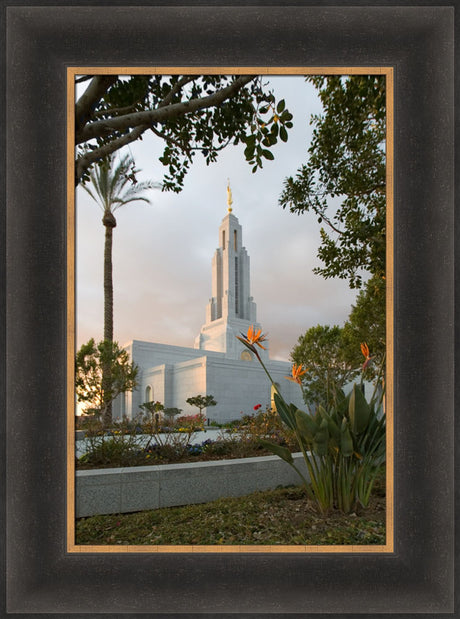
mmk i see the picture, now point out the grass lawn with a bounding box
[76,482,386,546]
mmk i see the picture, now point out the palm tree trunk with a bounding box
[103,212,116,341]
[102,211,116,427]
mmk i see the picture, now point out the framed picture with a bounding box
[4,4,455,615]
[69,65,393,554]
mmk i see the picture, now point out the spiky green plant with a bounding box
[238,326,386,514]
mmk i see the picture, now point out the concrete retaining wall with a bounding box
[76,453,308,517]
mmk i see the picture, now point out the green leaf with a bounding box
[273,392,296,429]
[313,418,329,456]
[349,383,371,434]
[276,99,286,114]
[340,418,354,457]
[261,149,275,160]
[295,409,318,442]
[244,144,255,160]
[259,440,293,465]
[336,389,349,415]
[280,126,288,142]
[244,134,256,145]
[326,416,341,441]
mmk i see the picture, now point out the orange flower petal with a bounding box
[245,325,268,347]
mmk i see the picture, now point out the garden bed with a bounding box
[76,437,288,469]
[75,414,298,469]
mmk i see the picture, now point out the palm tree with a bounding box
[82,153,156,424]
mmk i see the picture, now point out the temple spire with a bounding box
[226,179,233,212]
[195,207,264,359]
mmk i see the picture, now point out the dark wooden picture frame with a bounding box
[4,4,455,615]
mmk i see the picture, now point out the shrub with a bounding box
[175,413,206,431]
[236,407,297,450]
[78,417,144,467]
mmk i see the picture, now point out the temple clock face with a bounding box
[240,350,253,361]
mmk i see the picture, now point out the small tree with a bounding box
[290,325,357,411]
[186,395,217,419]
[163,407,182,423]
[139,400,165,433]
[75,338,139,427]
[341,275,386,376]
[139,401,164,416]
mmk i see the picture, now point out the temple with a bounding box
[114,187,304,423]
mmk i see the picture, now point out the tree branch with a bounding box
[350,184,386,197]
[317,212,343,236]
[149,125,191,156]
[157,75,197,108]
[93,76,197,118]
[94,103,140,117]
[75,75,118,135]
[76,75,256,144]
[75,75,93,84]
[76,125,149,183]
[149,125,232,157]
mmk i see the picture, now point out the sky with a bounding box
[75,75,360,362]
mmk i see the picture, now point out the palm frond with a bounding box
[82,153,156,214]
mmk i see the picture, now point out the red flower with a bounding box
[254,404,262,411]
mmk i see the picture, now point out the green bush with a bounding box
[236,407,297,450]
[79,429,143,468]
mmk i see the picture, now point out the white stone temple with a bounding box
[114,186,305,423]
